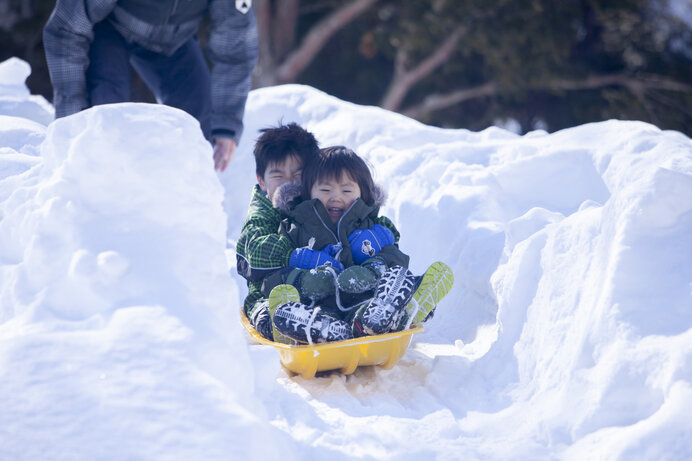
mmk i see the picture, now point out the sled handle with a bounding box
[381,341,401,370]
[299,351,320,379]
[340,347,361,375]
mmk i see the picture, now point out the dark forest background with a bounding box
[1,0,691,135]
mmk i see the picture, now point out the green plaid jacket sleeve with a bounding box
[374,215,401,243]
[236,186,294,282]
[372,215,409,268]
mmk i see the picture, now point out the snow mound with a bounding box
[0,103,287,460]
[0,58,54,126]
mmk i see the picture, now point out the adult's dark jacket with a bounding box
[43,0,258,142]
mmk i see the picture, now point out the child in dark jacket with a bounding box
[265,146,454,344]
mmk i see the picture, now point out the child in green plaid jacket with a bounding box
[236,123,320,339]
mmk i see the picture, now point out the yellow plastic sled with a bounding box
[240,307,423,379]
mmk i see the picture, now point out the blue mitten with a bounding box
[348,224,395,264]
[289,247,344,271]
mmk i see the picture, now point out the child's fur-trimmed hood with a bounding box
[272,181,387,211]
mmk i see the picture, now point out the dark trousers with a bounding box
[86,20,212,139]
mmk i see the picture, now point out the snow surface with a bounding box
[1,58,691,460]
[0,58,54,126]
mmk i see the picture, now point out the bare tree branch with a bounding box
[403,82,497,119]
[549,74,692,93]
[381,25,467,111]
[253,0,274,87]
[273,0,300,62]
[379,0,515,113]
[403,74,692,120]
[273,0,378,84]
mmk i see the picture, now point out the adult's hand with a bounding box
[213,136,237,172]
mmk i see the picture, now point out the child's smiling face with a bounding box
[310,172,361,223]
[257,154,303,201]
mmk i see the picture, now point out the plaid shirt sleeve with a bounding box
[236,189,295,282]
[372,215,409,267]
[207,0,259,143]
[239,215,294,272]
[43,0,119,118]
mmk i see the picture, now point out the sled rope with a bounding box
[324,265,356,313]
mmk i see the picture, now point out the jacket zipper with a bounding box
[312,205,339,242]
[311,200,359,243]
[336,200,359,241]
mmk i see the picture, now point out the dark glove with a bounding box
[298,265,337,300]
[348,224,395,264]
[337,266,378,294]
[289,247,344,272]
[336,257,386,294]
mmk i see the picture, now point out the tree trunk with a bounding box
[254,0,377,87]
[253,0,276,88]
[273,0,299,62]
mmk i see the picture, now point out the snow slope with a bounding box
[1,58,691,460]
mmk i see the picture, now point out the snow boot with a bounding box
[393,261,454,331]
[352,265,417,337]
[268,284,300,345]
[273,302,353,344]
[248,299,273,341]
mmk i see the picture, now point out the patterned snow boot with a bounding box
[273,301,353,344]
[268,284,301,345]
[352,265,417,337]
[393,261,454,331]
[248,299,273,341]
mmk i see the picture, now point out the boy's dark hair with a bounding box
[253,122,320,177]
[302,146,377,205]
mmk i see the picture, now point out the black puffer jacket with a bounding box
[272,182,409,269]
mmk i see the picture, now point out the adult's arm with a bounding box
[43,0,118,118]
[207,0,259,144]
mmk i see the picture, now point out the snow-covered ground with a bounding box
[1,58,691,460]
